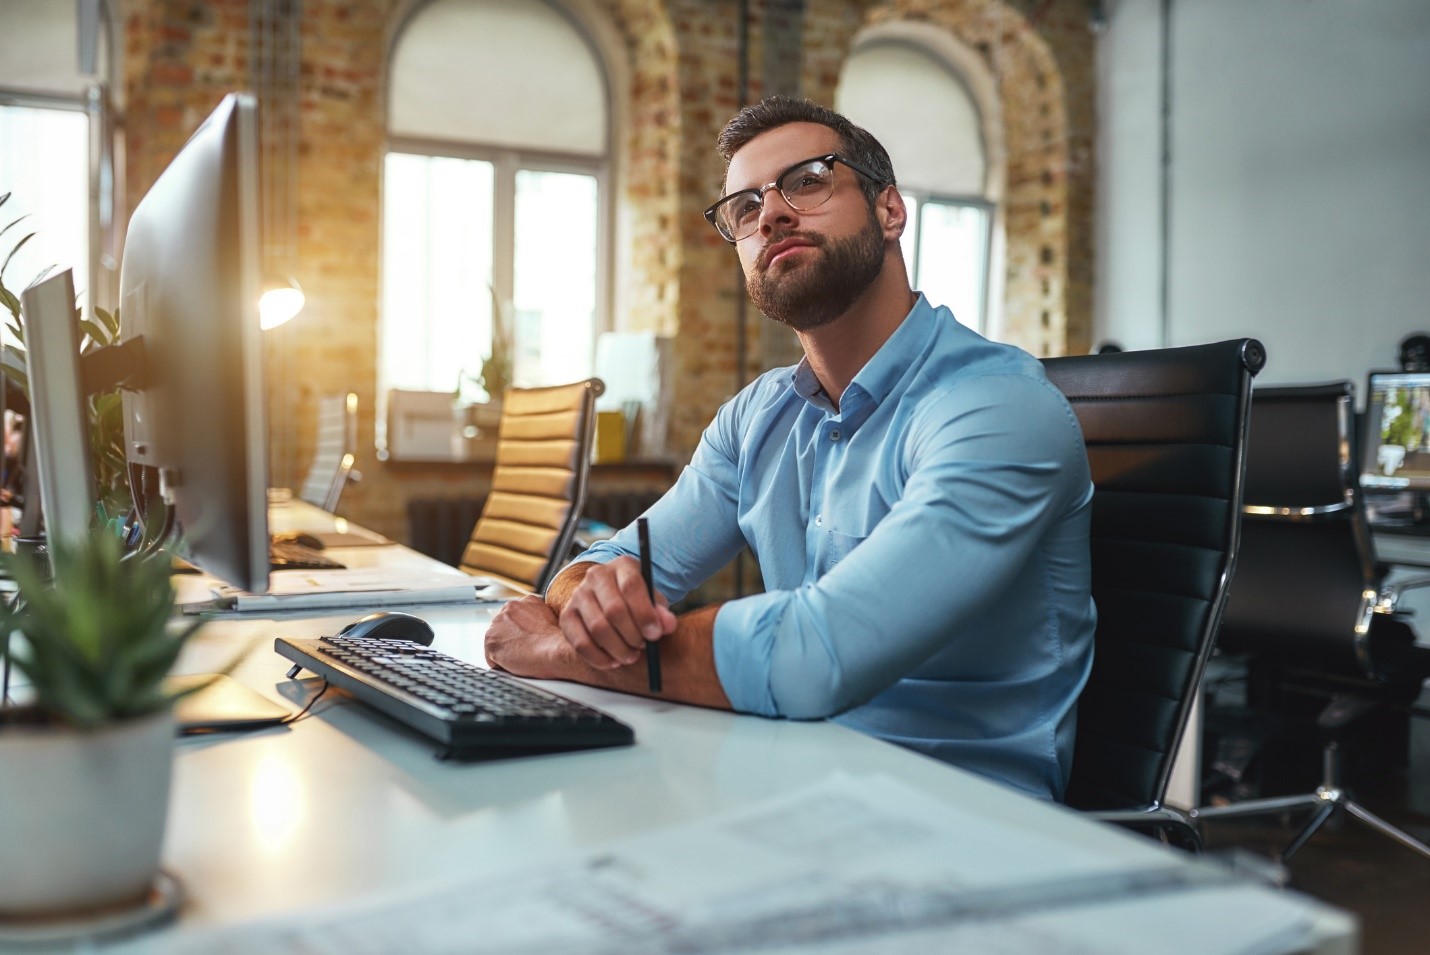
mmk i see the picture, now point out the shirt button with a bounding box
[814,515,823,527]
[830,429,841,441]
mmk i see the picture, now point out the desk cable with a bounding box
[279,677,332,726]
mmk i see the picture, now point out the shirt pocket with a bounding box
[826,529,868,567]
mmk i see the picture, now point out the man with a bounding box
[485,97,1096,801]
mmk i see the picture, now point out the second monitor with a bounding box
[1361,370,1430,493]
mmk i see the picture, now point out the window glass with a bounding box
[916,201,988,329]
[513,169,597,386]
[898,193,919,285]
[0,104,89,308]
[381,152,494,392]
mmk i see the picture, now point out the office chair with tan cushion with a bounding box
[1043,338,1265,850]
[298,392,360,512]
[459,378,604,593]
[1189,382,1430,862]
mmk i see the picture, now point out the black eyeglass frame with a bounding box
[703,153,891,243]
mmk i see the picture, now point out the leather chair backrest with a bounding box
[1218,383,1378,677]
[1044,339,1263,812]
[459,378,603,592]
[298,392,357,512]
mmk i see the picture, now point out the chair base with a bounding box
[1192,785,1430,864]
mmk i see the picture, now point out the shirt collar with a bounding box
[789,293,938,417]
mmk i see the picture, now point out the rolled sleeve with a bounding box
[713,592,787,716]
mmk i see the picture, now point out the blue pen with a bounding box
[638,517,661,693]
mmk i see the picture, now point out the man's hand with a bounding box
[484,595,575,679]
[556,556,678,671]
[488,567,731,710]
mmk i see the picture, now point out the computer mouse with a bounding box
[336,611,436,646]
[275,530,326,550]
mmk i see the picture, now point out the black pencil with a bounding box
[638,517,661,693]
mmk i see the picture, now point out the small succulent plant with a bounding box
[0,530,203,730]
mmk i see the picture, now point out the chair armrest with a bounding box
[1081,806,1203,853]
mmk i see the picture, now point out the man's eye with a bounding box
[732,197,761,221]
[785,168,829,194]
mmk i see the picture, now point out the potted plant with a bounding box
[0,529,203,917]
[0,192,145,533]
[480,282,514,404]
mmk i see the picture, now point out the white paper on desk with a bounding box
[141,774,1317,955]
[203,569,489,612]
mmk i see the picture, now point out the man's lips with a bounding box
[759,235,819,269]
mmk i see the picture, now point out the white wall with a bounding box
[1096,0,1430,393]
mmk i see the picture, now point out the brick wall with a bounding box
[112,0,1095,549]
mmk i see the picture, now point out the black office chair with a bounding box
[459,378,603,593]
[1189,382,1430,862]
[298,392,360,512]
[1044,338,1265,850]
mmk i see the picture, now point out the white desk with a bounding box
[102,507,1356,951]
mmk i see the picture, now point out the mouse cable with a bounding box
[280,678,332,725]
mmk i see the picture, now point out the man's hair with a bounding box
[715,96,896,207]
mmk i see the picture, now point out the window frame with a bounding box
[900,189,995,334]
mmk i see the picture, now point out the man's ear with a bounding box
[876,186,908,242]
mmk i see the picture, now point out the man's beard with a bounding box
[746,214,885,332]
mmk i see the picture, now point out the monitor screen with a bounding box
[1360,371,1430,492]
[118,92,269,593]
[18,269,97,554]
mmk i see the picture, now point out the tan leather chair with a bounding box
[459,378,604,592]
[298,392,359,512]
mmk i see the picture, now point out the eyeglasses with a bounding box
[704,153,890,243]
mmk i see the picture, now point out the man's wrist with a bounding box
[543,561,594,616]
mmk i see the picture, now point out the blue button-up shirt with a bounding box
[577,296,1096,800]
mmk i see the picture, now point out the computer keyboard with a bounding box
[270,537,346,570]
[273,635,635,757]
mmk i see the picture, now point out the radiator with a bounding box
[408,490,663,567]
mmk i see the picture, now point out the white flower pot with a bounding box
[0,708,175,917]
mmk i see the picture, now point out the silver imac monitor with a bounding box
[118,92,269,593]
[18,269,97,556]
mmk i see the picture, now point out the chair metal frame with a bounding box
[298,392,359,513]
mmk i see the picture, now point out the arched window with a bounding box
[383,0,610,399]
[836,36,997,333]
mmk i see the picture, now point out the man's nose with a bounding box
[757,188,798,235]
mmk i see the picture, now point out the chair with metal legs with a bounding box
[1188,382,1430,863]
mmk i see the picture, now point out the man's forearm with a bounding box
[536,560,732,709]
[559,603,731,709]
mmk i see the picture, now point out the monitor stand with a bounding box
[1366,489,1430,535]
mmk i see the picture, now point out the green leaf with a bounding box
[79,317,108,348]
[94,305,120,339]
[0,287,19,322]
[0,212,31,244]
[0,232,36,282]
